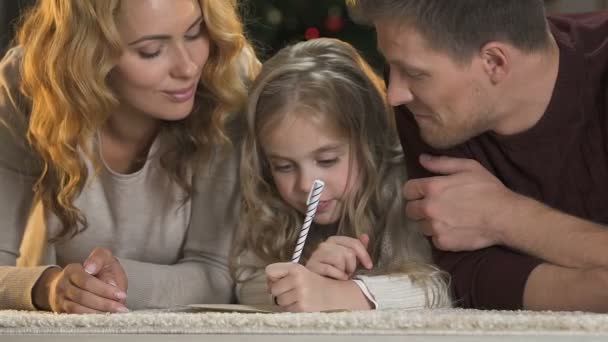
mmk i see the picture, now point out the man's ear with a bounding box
[479,42,510,84]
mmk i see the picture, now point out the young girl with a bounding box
[232,38,451,312]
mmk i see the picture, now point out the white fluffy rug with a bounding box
[1,308,608,336]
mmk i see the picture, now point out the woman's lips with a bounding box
[162,84,196,102]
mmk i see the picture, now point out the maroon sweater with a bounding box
[395,12,608,309]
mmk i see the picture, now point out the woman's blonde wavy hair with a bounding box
[16,0,259,241]
[232,38,449,306]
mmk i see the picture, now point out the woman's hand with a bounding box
[305,234,373,280]
[266,262,372,312]
[83,247,128,297]
[32,247,128,313]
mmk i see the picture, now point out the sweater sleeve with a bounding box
[234,251,274,305]
[120,151,241,310]
[0,48,53,310]
[355,273,452,310]
[235,271,274,305]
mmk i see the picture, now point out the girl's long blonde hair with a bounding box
[232,38,448,305]
[16,0,259,241]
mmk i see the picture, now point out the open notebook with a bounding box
[137,304,345,313]
[137,304,280,313]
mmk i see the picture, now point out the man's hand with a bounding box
[266,262,371,312]
[305,235,373,280]
[404,154,518,251]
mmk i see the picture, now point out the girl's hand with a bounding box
[305,234,373,280]
[266,262,372,312]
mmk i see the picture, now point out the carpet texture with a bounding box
[1,308,608,335]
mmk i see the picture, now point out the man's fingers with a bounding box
[405,199,433,221]
[403,178,427,201]
[419,154,480,175]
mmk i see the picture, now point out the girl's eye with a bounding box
[272,164,293,173]
[317,158,338,167]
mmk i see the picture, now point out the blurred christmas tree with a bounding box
[245,0,383,70]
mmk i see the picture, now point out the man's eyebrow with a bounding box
[128,16,203,46]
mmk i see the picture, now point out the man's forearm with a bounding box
[495,194,608,268]
[524,263,608,312]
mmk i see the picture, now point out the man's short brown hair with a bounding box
[348,0,551,62]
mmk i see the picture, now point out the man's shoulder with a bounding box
[548,11,608,54]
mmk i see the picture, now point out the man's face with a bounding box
[376,20,496,149]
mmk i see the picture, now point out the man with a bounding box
[347,0,608,311]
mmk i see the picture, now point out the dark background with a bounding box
[1,0,607,70]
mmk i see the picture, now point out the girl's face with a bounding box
[109,0,209,121]
[261,113,360,225]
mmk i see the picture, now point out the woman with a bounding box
[0,0,259,313]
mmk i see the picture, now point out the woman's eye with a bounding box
[185,24,205,40]
[138,50,161,59]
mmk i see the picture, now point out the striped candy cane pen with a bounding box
[291,179,325,264]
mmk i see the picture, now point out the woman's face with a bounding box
[109,0,210,121]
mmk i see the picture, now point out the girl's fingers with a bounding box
[306,262,349,280]
[326,236,373,269]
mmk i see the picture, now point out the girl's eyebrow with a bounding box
[313,143,347,154]
[128,16,203,46]
[266,143,347,160]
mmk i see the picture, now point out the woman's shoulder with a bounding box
[0,47,41,175]
[0,47,30,125]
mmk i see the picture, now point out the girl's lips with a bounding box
[316,200,331,213]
